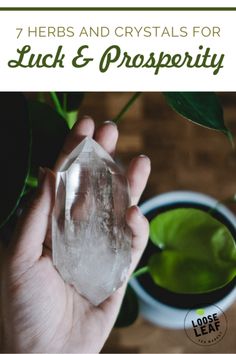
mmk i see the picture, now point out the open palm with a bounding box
[0,117,150,353]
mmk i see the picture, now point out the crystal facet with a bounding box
[52,137,132,305]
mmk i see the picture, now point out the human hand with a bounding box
[0,117,151,353]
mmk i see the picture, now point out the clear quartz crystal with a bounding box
[52,137,132,306]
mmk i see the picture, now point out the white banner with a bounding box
[0,8,235,91]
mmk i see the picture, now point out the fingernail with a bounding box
[103,120,117,127]
[139,155,151,166]
[133,205,143,217]
[38,167,46,187]
[83,115,92,120]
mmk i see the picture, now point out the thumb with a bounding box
[10,168,55,269]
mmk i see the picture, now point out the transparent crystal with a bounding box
[52,137,132,305]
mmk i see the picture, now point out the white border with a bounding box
[1,0,236,8]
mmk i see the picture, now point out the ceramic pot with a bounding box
[130,191,236,329]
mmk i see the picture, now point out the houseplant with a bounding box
[0,91,234,328]
[129,191,236,328]
[0,91,232,236]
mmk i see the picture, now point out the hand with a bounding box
[0,117,151,353]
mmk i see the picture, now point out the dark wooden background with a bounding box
[80,93,236,202]
[80,92,236,353]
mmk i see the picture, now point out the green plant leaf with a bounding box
[56,92,84,112]
[66,110,78,129]
[115,285,139,327]
[0,93,31,228]
[28,101,69,172]
[149,208,236,294]
[163,92,232,140]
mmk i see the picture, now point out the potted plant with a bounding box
[0,92,235,331]
[129,191,236,329]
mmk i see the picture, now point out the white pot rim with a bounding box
[139,190,236,228]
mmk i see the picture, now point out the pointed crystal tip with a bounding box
[59,136,113,172]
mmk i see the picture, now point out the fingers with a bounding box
[54,116,95,171]
[10,168,55,269]
[54,118,119,171]
[126,206,149,274]
[94,121,118,156]
[99,206,149,318]
[127,155,151,205]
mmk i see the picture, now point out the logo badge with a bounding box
[184,305,227,346]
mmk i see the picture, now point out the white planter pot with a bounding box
[130,191,236,329]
